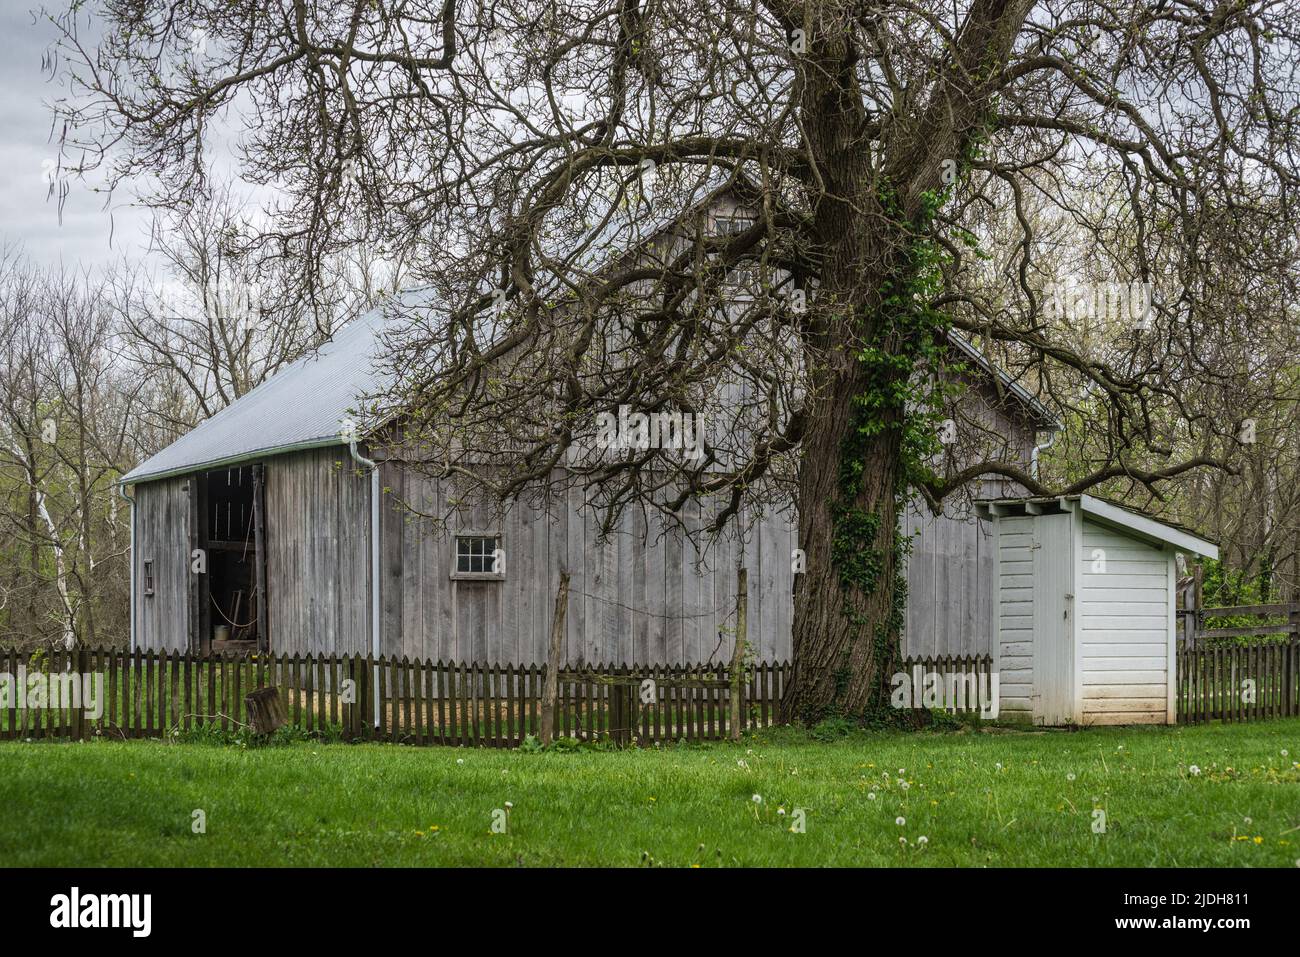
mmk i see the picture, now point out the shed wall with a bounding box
[994,514,1036,718]
[1077,519,1172,725]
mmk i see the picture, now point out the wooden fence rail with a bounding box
[0,647,992,746]
[1178,601,1300,649]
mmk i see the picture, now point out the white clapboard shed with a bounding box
[974,495,1218,726]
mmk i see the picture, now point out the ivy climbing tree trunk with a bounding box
[779,0,1036,721]
[787,363,907,721]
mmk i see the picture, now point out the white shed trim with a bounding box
[975,494,1218,560]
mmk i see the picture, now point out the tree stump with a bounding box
[245,686,287,735]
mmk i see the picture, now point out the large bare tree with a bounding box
[46,0,1300,719]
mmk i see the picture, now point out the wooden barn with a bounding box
[119,183,1060,668]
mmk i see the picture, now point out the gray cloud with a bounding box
[0,6,152,270]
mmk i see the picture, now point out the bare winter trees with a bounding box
[0,190,387,651]
[43,0,1300,718]
[0,252,131,649]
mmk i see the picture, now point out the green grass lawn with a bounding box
[1,719,1298,867]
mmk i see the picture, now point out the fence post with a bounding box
[74,646,87,740]
[729,567,748,742]
[540,572,570,746]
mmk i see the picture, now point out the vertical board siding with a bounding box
[134,476,190,652]
[1032,512,1074,725]
[901,501,1000,661]
[381,468,800,667]
[264,447,372,656]
[136,449,1023,666]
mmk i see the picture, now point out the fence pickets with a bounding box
[0,647,994,746]
[1177,638,1300,724]
[12,641,1296,742]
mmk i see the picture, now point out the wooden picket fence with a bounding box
[1175,600,1300,723]
[0,646,993,746]
[1177,638,1300,723]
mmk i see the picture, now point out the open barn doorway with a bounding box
[192,463,269,653]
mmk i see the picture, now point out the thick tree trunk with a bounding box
[783,359,906,723]
[778,0,1036,723]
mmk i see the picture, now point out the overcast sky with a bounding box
[0,6,153,271]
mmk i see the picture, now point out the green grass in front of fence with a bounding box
[0,718,1298,867]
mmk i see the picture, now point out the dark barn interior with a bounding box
[201,464,267,651]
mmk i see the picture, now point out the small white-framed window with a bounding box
[143,560,155,597]
[451,533,505,580]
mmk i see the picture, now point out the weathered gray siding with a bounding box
[264,447,372,656]
[901,503,999,659]
[128,378,1041,663]
[133,476,190,652]
[379,463,797,666]
[898,370,1039,660]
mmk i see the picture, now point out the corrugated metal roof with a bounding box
[120,297,406,485]
[120,169,736,487]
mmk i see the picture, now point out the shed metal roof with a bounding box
[975,494,1218,559]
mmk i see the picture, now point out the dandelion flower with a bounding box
[917,836,928,846]
[1189,765,1201,776]
[895,816,906,826]
[1067,773,1076,781]
[867,793,877,801]
[752,794,762,804]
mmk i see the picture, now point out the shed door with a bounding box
[1032,513,1075,724]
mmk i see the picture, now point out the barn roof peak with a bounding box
[122,172,1060,485]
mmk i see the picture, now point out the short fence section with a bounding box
[1175,602,1300,723]
[1177,638,1300,723]
[0,647,992,746]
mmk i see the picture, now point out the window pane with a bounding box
[455,536,500,575]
